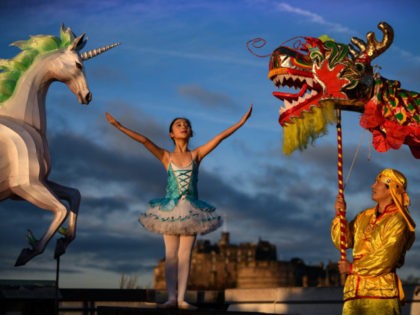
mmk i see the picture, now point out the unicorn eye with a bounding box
[75,61,83,70]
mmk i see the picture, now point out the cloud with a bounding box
[177,84,238,109]
[126,46,262,67]
[274,2,355,35]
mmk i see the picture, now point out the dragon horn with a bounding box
[81,42,120,60]
[349,22,393,61]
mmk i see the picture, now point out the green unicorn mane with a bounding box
[0,26,75,103]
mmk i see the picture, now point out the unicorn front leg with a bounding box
[46,180,81,258]
[13,182,69,266]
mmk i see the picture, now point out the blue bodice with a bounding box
[148,161,214,212]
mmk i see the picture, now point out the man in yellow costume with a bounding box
[331,169,415,315]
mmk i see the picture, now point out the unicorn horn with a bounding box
[81,42,120,60]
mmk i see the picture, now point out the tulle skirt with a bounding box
[139,197,222,235]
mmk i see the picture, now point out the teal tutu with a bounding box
[139,196,222,235]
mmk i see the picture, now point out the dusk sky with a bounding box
[0,0,419,288]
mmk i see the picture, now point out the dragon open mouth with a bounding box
[271,72,323,126]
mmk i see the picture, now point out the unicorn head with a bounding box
[0,24,120,105]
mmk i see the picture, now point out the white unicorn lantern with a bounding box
[0,25,119,266]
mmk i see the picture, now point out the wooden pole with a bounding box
[336,109,347,286]
[336,109,347,262]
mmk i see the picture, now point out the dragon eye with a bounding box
[75,61,83,70]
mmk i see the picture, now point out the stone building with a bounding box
[153,232,340,290]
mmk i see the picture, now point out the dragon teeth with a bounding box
[291,74,300,82]
[284,100,293,109]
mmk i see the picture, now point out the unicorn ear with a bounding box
[68,33,87,52]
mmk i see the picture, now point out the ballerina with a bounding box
[106,105,252,309]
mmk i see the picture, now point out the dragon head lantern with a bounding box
[267,22,419,158]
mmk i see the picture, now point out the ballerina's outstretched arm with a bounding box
[194,105,252,163]
[105,112,169,167]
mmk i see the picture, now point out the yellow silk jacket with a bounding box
[331,204,415,301]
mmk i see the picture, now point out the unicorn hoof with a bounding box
[54,237,71,259]
[15,248,40,266]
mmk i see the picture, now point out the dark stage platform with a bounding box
[97,306,280,315]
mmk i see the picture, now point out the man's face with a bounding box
[371,178,390,203]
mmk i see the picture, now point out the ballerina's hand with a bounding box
[240,104,253,124]
[105,112,120,127]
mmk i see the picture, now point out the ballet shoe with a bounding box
[177,301,198,310]
[157,300,177,309]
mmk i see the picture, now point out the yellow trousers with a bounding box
[343,298,400,315]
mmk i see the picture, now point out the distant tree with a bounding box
[119,274,139,289]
